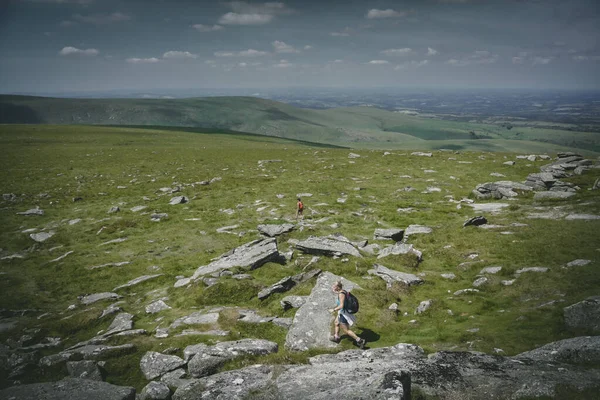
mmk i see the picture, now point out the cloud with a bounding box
[126,57,160,64]
[272,41,299,53]
[163,51,198,59]
[512,56,524,64]
[273,59,293,68]
[192,24,223,32]
[427,47,438,56]
[304,45,313,50]
[446,50,499,66]
[366,9,406,19]
[368,60,390,65]
[218,1,293,25]
[381,48,412,56]
[330,27,353,37]
[395,60,429,70]
[219,13,273,25]
[532,56,552,65]
[58,46,98,56]
[73,12,130,24]
[214,49,269,57]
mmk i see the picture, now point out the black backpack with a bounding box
[342,290,359,314]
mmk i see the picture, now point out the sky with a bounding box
[0,0,599,94]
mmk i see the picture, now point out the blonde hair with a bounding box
[333,281,343,290]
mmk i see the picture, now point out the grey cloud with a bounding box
[214,49,269,57]
[163,51,198,59]
[366,9,406,19]
[58,46,98,56]
[273,41,299,53]
[192,24,223,32]
[73,12,130,24]
[381,48,413,56]
[126,57,160,64]
[218,13,273,25]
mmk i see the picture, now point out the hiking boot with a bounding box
[357,338,366,349]
[329,335,340,343]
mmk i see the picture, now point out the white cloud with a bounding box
[238,62,248,67]
[73,12,130,24]
[272,41,299,53]
[381,48,412,56]
[394,60,429,70]
[532,56,552,65]
[512,56,524,64]
[219,12,273,25]
[58,46,98,56]
[192,24,223,32]
[572,55,588,62]
[163,51,198,59]
[273,59,293,68]
[333,59,344,63]
[368,60,390,65]
[366,9,406,19]
[126,57,160,64]
[228,1,293,15]
[330,27,353,37]
[427,47,438,56]
[304,45,313,50]
[214,49,269,57]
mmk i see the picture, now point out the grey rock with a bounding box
[3,193,17,201]
[80,292,121,305]
[463,216,487,227]
[30,230,55,242]
[564,296,600,332]
[411,151,432,157]
[17,207,44,216]
[169,196,188,205]
[534,191,576,200]
[0,378,135,400]
[295,236,361,258]
[160,368,189,389]
[565,213,600,220]
[416,299,433,314]
[272,317,293,329]
[257,223,295,237]
[441,273,456,280]
[140,351,186,380]
[473,181,532,200]
[131,205,147,212]
[454,288,480,296]
[373,228,404,242]
[285,272,360,351]
[173,365,274,400]
[151,213,169,222]
[468,203,510,213]
[140,381,171,400]
[280,295,307,310]
[103,313,134,337]
[501,279,515,286]
[67,360,104,381]
[146,300,172,314]
[100,302,123,318]
[114,274,163,291]
[40,344,136,367]
[565,259,591,268]
[480,266,502,274]
[516,267,549,274]
[170,312,220,329]
[99,237,128,246]
[88,261,130,270]
[404,224,433,236]
[232,273,253,280]
[516,336,600,365]
[368,264,424,288]
[377,243,422,260]
[237,309,274,324]
[108,206,120,213]
[187,339,278,378]
[473,277,488,287]
[191,238,280,279]
[258,269,321,300]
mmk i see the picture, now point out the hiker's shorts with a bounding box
[338,313,348,325]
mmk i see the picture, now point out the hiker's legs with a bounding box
[339,323,360,341]
[333,318,340,338]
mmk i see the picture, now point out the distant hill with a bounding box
[1,94,598,153]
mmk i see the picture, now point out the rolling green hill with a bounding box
[1,94,599,154]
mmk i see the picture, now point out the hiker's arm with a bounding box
[333,293,346,311]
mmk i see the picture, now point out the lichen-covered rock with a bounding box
[516,336,600,365]
[258,269,321,300]
[368,264,424,288]
[0,378,135,400]
[564,296,600,332]
[140,381,171,400]
[140,352,186,380]
[67,360,104,381]
[295,236,361,258]
[257,223,295,237]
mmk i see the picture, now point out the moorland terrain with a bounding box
[0,121,599,398]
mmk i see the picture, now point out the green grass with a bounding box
[0,124,599,391]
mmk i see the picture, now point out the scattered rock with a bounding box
[404,225,433,236]
[170,312,220,330]
[565,213,600,220]
[140,381,171,400]
[348,153,361,158]
[295,236,361,258]
[258,269,321,300]
[151,213,168,222]
[114,274,163,291]
[130,206,147,212]
[472,277,488,287]
[280,295,307,310]
[533,191,576,200]
[17,207,44,216]
[467,203,509,213]
[377,243,422,260]
[411,152,432,157]
[108,206,120,214]
[0,378,135,400]
[480,266,502,274]
[515,267,548,274]
[146,300,172,314]
[416,299,433,314]
[169,196,188,205]
[454,288,479,296]
[79,292,121,305]
[565,259,591,268]
[67,360,104,381]
[368,264,424,288]
[30,231,55,243]
[472,181,532,200]
[373,228,404,242]
[441,273,456,280]
[103,313,134,337]
[140,351,186,380]
[563,296,600,332]
[463,216,487,227]
[257,223,295,237]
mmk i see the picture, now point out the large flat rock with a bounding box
[295,236,361,258]
[368,264,424,287]
[0,378,135,400]
[285,272,360,351]
[191,238,280,279]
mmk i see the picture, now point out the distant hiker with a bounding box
[296,197,304,220]
[328,280,366,349]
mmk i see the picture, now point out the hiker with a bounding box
[296,197,304,220]
[328,280,366,349]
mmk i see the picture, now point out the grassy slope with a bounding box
[0,124,599,391]
[1,95,599,154]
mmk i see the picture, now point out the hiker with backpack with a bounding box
[328,280,366,349]
[296,197,304,220]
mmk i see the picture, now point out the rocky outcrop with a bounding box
[472,181,533,200]
[564,296,600,332]
[188,238,281,280]
[257,223,295,237]
[377,243,422,261]
[516,336,600,365]
[368,264,424,287]
[140,352,186,380]
[0,378,135,400]
[40,344,136,367]
[285,272,360,351]
[67,360,104,381]
[295,236,361,257]
[187,339,278,378]
[258,269,321,300]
